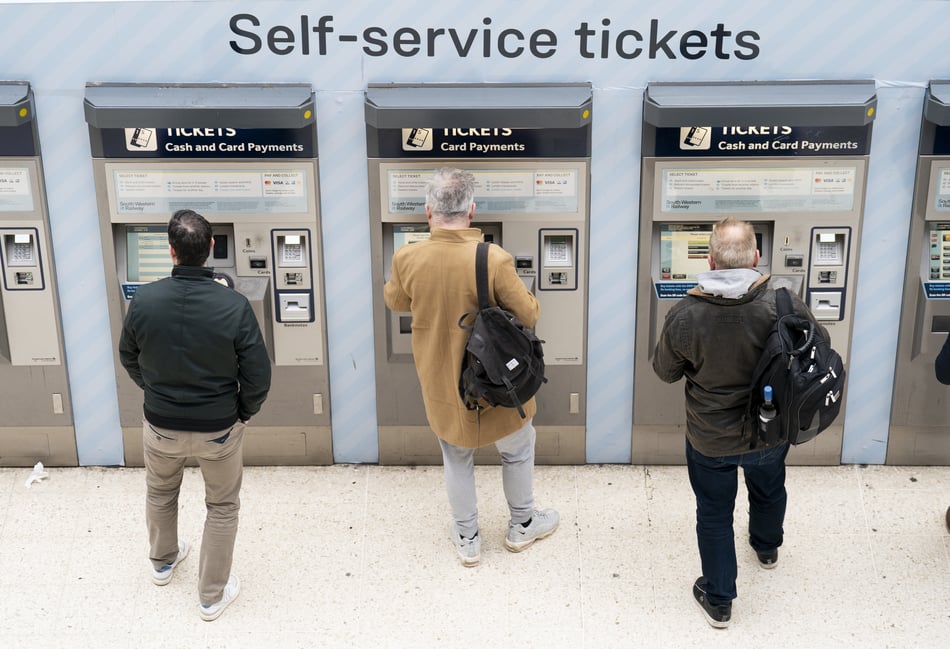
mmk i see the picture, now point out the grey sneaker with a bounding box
[504,508,559,552]
[199,574,241,622]
[151,540,190,586]
[451,524,481,567]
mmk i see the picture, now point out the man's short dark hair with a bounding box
[168,209,212,267]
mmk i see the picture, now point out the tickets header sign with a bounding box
[652,125,871,157]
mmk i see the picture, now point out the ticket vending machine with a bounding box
[0,82,76,466]
[633,81,876,465]
[366,83,591,464]
[84,83,331,466]
[889,81,950,464]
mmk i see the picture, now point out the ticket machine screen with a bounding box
[126,225,172,283]
[928,225,950,281]
[658,223,766,281]
[658,224,711,281]
[392,224,430,252]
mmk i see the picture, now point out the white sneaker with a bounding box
[151,540,189,586]
[451,524,481,567]
[199,574,241,622]
[504,509,559,552]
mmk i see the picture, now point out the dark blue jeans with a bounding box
[685,438,790,605]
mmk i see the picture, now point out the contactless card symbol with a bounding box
[402,128,432,151]
[680,126,711,150]
[126,127,157,151]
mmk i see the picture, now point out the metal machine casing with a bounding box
[84,83,331,466]
[888,81,950,464]
[634,81,876,465]
[0,81,76,466]
[366,83,592,464]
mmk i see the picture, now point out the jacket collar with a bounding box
[429,227,484,243]
[687,273,771,303]
[171,265,215,280]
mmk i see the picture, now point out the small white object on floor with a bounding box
[24,461,49,488]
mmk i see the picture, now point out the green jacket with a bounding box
[653,274,828,456]
[119,265,272,431]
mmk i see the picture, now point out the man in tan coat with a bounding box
[384,167,559,567]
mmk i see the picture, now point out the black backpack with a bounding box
[458,242,547,418]
[747,287,846,447]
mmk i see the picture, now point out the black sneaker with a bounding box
[756,549,778,570]
[692,578,731,628]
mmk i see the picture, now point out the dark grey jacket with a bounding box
[119,265,272,431]
[653,274,828,456]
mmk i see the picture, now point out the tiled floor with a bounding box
[1,463,948,648]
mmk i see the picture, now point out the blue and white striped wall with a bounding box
[4,0,949,465]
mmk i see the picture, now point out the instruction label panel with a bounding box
[386,168,578,214]
[0,167,33,212]
[661,167,856,213]
[934,167,950,211]
[111,169,308,215]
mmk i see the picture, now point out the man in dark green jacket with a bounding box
[653,217,827,629]
[119,209,271,622]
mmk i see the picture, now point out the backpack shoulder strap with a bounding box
[747,286,787,392]
[476,242,490,311]
[775,286,793,318]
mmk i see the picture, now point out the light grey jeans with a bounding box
[438,418,536,538]
[143,419,245,606]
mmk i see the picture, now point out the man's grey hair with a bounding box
[709,217,757,269]
[425,167,475,221]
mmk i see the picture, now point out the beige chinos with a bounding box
[143,419,246,606]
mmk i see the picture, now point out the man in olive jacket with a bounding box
[119,209,271,621]
[384,168,558,567]
[653,217,828,629]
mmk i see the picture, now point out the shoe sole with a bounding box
[693,593,730,629]
[200,580,241,622]
[151,542,190,586]
[451,526,480,567]
[458,554,480,567]
[503,523,559,553]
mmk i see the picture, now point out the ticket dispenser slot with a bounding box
[367,82,592,465]
[0,81,76,465]
[634,80,876,466]
[889,81,950,463]
[85,82,331,466]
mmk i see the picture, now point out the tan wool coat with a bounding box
[383,227,540,448]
